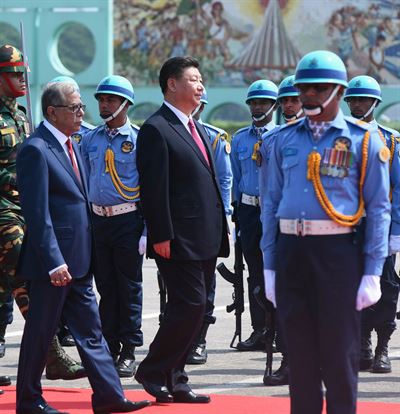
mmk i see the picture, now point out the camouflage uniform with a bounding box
[0,45,30,307]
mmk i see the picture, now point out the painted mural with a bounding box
[114,0,400,86]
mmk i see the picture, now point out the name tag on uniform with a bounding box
[0,127,15,135]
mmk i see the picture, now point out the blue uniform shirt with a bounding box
[371,119,400,236]
[260,110,391,275]
[231,121,275,202]
[81,119,140,206]
[70,121,96,145]
[201,121,233,215]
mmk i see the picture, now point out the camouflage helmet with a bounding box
[0,44,27,73]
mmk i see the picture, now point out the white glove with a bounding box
[263,269,276,308]
[138,235,147,255]
[356,275,381,311]
[389,235,400,255]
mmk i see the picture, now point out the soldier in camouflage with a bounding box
[0,44,85,390]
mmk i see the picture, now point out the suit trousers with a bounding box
[276,233,362,414]
[136,257,216,391]
[16,274,125,413]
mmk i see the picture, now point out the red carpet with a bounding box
[1,386,399,414]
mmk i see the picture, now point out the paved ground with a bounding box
[2,250,400,403]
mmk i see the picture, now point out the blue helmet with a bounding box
[344,75,382,102]
[95,75,134,105]
[246,80,278,104]
[294,50,348,87]
[200,89,208,105]
[277,75,299,99]
[49,76,79,90]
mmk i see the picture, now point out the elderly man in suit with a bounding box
[15,82,150,414]
[135,56,229,403]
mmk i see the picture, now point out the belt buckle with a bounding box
[254,197,260,207]
[297,219,306,236]
[102,206,112,217]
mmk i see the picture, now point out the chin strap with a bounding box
[284,108,304,122]
[252,104,275,122]
[303,85,340,117]
[0,73,26,98]
[102,99,128,122]
[351,99,378,121]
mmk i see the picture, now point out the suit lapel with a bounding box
[40,124,85,194]
[161,105,211,171]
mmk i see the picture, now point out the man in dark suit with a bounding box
[16,82,150,414]
[135,56,229,403]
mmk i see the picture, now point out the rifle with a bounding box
[253,285,275,377]
[216,221,245,349]
[157,270,167,325]
[19,21,34,133]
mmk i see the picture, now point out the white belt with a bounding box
[92,202,137,217]
[241,193,260,207]
[279,219,353,236]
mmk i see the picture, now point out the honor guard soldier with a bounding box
[259,74,305,386]
[0,44,85,386]
[277,75,304,123]
[230,79,277,351]
[344,75,400,374]
[261,50,391,414]
[186,89,232,364]
[81,75,146,378]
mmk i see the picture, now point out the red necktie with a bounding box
[188,118,210,166]
[66,138,81,181]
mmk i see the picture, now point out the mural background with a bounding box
[114,0,400,87]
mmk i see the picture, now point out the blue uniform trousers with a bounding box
[238,202,265,330]
[16,274,125,412]
[361,254,399,337]
[276,233,362,414]
[92,211,144,355]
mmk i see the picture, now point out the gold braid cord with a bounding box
[377,129,395,200]
[307,131,370,227]
[105,148,140,201]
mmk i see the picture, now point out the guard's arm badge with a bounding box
[225,141,231,154]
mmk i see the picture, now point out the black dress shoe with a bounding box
[236,330,266,352]
[19,402,70,414]
[60,334,75,347]
[0,375,11,386]
[135,378,173,403]
[263,359,289,386]
[186,343,207,365]
[93,398,151,413]
[116,356,136,378]
[172,390,211,403]
[0,389,3,395]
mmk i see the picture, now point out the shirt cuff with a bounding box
[364,258,384,277]
[49,264,66,276]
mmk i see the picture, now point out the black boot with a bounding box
[0,324,6,359]
[186,323,210,365]
[116,345,136,378]
[372,333,392,373]
[0,375,11,386]
[237,329,266,352]
[359,332,373,371]
[263,355,289,386]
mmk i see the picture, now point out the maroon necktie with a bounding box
[66,138,81,181]
[188,118,210,166]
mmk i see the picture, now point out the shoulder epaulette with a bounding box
[131,123,140,132]
[81,120,96,131]
[202,122,227,136]
[232,125,251,139]
[345,116,372,130]
[377,123,400,138]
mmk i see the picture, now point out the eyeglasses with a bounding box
[53,104,86,113]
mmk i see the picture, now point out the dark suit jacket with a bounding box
[136,104,229,260]
[16,122,93,279]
